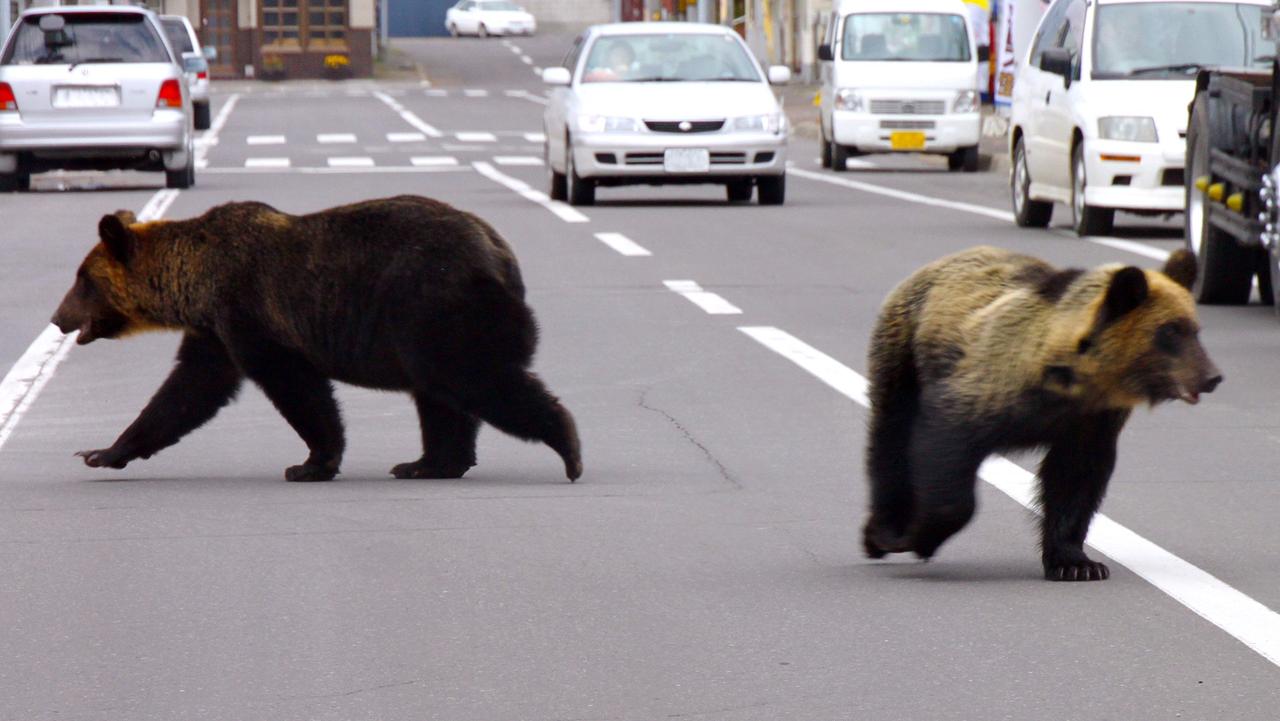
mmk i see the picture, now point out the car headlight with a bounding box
[953,90,978,114]
[577,115,639,133]
[1098,116,1158,143]
[835,88,863,112]
[733,113,784,134]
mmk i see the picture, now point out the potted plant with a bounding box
[322,54,351,80]
[260,53,286,81]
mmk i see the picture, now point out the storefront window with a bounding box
[262,0,344,49]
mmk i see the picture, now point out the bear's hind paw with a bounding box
[285,463,338,482]
[390,459,471,480]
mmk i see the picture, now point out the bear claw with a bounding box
[285,463,337,482]
[390,460,471,479]
[76,448,130,469]
[1045,560,1110,582]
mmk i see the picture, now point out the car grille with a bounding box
[1162,168,1185,187]
[879,119,936,130]
[870,99,946,115]
[622,151,749,166]
[644,120,725,133]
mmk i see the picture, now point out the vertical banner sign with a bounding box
[994,0,1017,113]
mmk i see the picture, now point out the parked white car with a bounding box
[445,0,536,37]
[1010,0,1271,235]
[542,22,791,206]
[817,0,985,172]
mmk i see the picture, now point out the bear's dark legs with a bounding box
[77,332,243,469]
[902,413,985,559]
[236,342,345,482]
[862,373,920,559]
[1038,411,1128,581]
[457,367,582,481]
[391,393,480,479]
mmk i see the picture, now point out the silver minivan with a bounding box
[0,5,195,191]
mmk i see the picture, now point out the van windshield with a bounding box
[2,13,170,65]
[1092,3,1269,79]
[841,12,971,62]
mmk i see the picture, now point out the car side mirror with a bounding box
[202,45,218,62]
[977,45,990,63]
[767,65,791,85]
[1040,47,1073,86]
[542,67,571,86]
[817,43,833,62]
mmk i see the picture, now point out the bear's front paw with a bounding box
[75,447,131,469]
[285,463,337,482]
[862,518,911,559]
[390,459,471,479]
[1044,558,1110,582]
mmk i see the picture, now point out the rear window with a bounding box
[160,18,196,55]
[2,13,171,66]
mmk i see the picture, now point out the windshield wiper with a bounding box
[624,76,681,82]
[67,57,125,71]
[1126,62,1202,76]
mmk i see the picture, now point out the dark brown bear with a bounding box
[51,196,582,483]
[862,246,1220,581]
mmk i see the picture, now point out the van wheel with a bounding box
[166,158,194,189]
[566,140,594,206]
[1011,136,1052,227]
[758,174,785,205]
[948,145,979,172]
[1186,93,1253,304]
[820,122,833,169]
[1071,143,1114,236]
[0,171,28,192]
[831,143,849,172]
[726,180,753,203]
[193,101,211,131]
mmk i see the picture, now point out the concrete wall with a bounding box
[520,0,607,30]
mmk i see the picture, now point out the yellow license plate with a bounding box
[890,131,926,150]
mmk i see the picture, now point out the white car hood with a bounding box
[574,82,780,120]
[1076,79,1195,134]
[833,61,978,91]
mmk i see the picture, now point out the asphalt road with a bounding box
[1,33,1278,721]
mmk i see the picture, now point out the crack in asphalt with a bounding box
[636,387,742,491]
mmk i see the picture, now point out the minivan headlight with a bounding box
[953,90,978,114]
[734,113,784,134]
[577,115,639,133]
[835,88,863,112]
[1098,116,1158,142]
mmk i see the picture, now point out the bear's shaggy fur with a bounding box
[862,246,1220,581]
[52,196,582,483]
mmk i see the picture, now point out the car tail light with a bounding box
[0,83,17,112]
[156,79,182,108]
[197,71,208,81]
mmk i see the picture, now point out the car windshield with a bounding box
[841,12,971,62]
[1092,3,1269,79]
[160,19,196,54]
[477,1,522,10]
[2,13,170,65]
[581,33,761,83]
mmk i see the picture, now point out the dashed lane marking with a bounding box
[246,134,286,145]
[524,132,547,143]
[595,232,652,257]
[463,89,489,97]
[411,156,460,166]
[373,90,443,139]
[425,89,448,97]
[456,132,497,142]
[245,157,291,168]
[327,156,375,167]
[317,133,357,144]
[493,155,542,166]
[386,132,427,143]
[472,161,589,224]
[663,280,743,315]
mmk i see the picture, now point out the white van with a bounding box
[817,0,985,172]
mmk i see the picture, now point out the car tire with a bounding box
[194,101,211,131]
[1011,136,1052,228]
[477,23,489,38]
[819,122,833,169]
[726,180,753,203]
[1185,93,1254,305]
[831,142,849,172]
[0,171,28,192]
[548,141,567,201]
[566,140,594,206]
[948,145,979,172]
[166,157,194,190]
[448,23,459,37]
[1071,143,1114,236]
[758,174,785,205]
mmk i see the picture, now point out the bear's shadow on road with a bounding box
[858,559,1045,583]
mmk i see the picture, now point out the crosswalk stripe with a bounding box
[494,156,543,166]
[245,157,290,168]
[318,133,357,143]
[410,156,459,166]
[327,157,375,167]
[456,132,497,142]
[387,132,427,142]
[247,135,286,145]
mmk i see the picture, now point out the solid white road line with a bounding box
[194,93,240,169]
[317,133,357,144]
[386,132,427,143]
[595,232,652,257]
[411,156,460,166]
[373,90,443,138]
[493,155,543,166]
[738,324,1280,669]
[425,89,448,97]
[0,326,76,452]
[463,89,489,97]
[327,156,375,167]
[245,157,291,168]
[246,134,286,145]
[202,166,467,175]
[664,280,743,315]
[520,55,533,65]
[507,91,548,106]
[456,131,497,142]
[1077,234,1172,261]
[472,161,589,224]
[138,189,180,222]
[524,132,547,142]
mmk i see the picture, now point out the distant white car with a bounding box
[159,15,211,130]
[445,0,536,37]
[1009,0,1271,236]
[542,22,791,206]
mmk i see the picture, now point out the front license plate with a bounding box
[889,131,926,150]
[52,86,120,109]
[664,148,710,173]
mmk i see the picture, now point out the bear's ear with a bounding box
[1099,266,1149,325]
[1162,249,1197,290]
[113,209,138,226]
[98,213,136,264]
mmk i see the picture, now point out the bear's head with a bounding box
[1048,250,1222,408]
[51,211,164,345]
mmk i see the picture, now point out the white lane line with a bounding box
[138,188,180,222]
[327,156,375,167]
[386,132,427,143]
[456,131,497,142]
[533,66,543,75]
[472,161,589,224]
[245,157,290,168]
[738,324,1280,669]
[493,155,542,166]
[411,156,459,166]
[595,232,652,257]
[463,89,489,97]
[664,280,743,315]
[202,166,467,175]
[246,134,286,145]
[0,326,76,452]
[194,93,239,169]
[504,89,525,96]
[508,91,548,106]
[317,133,357,144]
[373,90,443,138]
[425,89,448,97]
[789,166,1172,262]
[520,55,534,65]
[524,132,547,142]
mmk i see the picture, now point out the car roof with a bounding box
[19,4,155,16]
[833,0,969,15]
[587,21,740,37]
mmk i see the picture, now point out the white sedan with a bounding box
[445,0,536,37]
[542,22,791,206]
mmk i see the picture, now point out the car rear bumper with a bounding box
[1083,139,1185,211]
[0,110,190,171]
[570,131,787,181]
[831,110,980,153]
